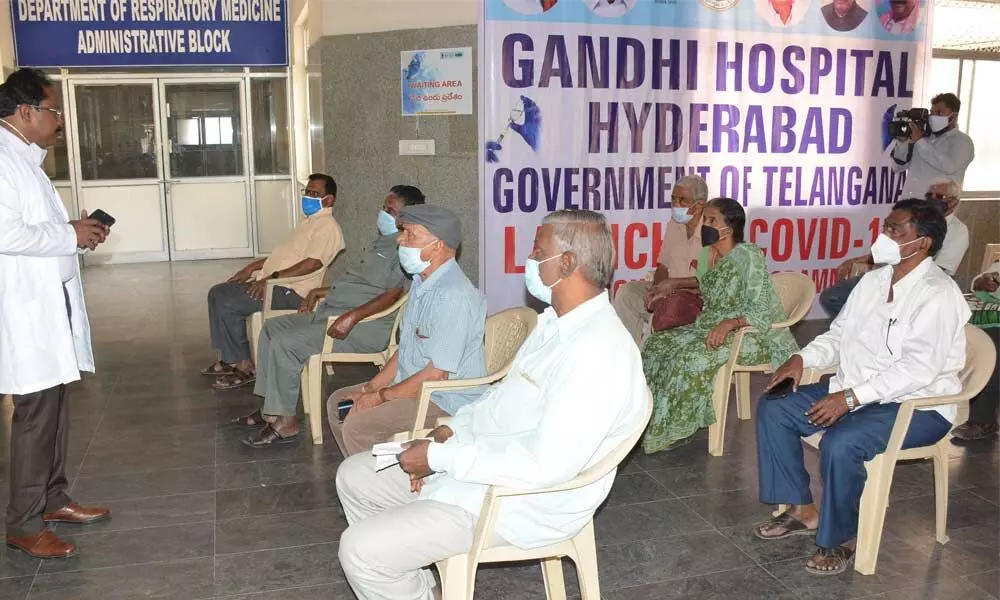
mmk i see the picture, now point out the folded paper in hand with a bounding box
[371,439,430,471]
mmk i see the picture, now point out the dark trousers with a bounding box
[968,327,1000,425]
[757,381,952,549]
[818,276,862,319]
[6,384,73,537]
[207,282,302,364]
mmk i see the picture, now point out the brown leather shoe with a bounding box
[6,530,76,559]
[43,503,111,525]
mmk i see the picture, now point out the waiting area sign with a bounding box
[12,0,288,67]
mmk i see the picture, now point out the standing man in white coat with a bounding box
[0,69,112,559]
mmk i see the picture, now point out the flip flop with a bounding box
[804,546,855,576]
[213,369,256,391]
[231,409,267,428]
[241,424,299,449]
[753,512,817,540]
[201,361,234,376]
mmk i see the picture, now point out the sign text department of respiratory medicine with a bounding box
[479,0,931,316]
[13,0,288,67]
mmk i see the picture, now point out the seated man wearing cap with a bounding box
[328,205,487,457]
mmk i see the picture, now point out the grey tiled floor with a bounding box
[0,260,996,599]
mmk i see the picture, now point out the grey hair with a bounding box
[928,177,961,198]
[675,175,709,202]
[542,209,615,289]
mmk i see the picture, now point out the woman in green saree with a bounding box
[642,198,799,454]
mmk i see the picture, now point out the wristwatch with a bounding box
[844,388,857,410]
[270,271,280,279]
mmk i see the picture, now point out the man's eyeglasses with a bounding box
[32,105,63,119]
[301,189,324,198]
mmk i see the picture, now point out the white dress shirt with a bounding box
[590,0,631,17]
[0,127,95,395]
[798,257,970,422]
[424,292,647,549]
[934,214,969,276]
[892,128,975,199]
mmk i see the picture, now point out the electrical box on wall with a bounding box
[398,140,436,156]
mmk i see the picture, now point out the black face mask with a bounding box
[701,225,726,247]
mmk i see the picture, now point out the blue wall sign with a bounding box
[12,0,289,68]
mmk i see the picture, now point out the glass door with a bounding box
[70,80,168,263]
[160,80,253,260]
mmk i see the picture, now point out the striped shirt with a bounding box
[394,259,487,414]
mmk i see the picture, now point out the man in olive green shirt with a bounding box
[236,186,426,449]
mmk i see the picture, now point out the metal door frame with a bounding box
[158,76,255,261]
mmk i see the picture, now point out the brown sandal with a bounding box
[213,369,256,390]
[231,409,267,427]
[201,361,234,376]
[753,512,817,540]
[242,424,299,449]
[805,546,855,576]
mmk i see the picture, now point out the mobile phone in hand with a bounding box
[337,400,354,422]
[768,377,795,399]
[89,209,116,227]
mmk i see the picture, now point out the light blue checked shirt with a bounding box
[394,259,487,415]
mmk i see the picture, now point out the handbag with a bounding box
[650,289,703,332]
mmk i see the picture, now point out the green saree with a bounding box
[641,243,799,454]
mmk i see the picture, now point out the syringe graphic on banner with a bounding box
[485,95,541,163]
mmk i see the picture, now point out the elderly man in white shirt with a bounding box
[819,178,969,318]
[0,69,112,560]
[335,209,647,600]
[752,198,969,576]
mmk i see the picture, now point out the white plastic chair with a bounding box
[247,262,339,365]
[299,293,409,444]
[707,271,816,456]
[980,243,1000,273]
[403,389,652,600]
[775,324,996,574]
[408,307,538,436]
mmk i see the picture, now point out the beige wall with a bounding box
[321,0,477,36]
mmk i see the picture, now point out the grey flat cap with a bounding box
[398,205,462,249]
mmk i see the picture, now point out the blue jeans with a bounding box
[756,381,952,548]
[818,276,861,319]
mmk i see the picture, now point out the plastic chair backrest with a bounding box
[770,271,816,327]
[483,307,538,375]
[955,325,997,424]
[981,243,1000,274]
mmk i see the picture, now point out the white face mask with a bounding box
[398,242,434,274]
[524,254,563,304]
[928,115,951,133]
[870,233,925,266]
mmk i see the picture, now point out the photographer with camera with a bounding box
[890,93,975,198]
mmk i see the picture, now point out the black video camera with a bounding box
[888,108,930,140]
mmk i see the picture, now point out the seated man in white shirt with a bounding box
[753,198,969,576]
[820,179,969,318]
[335,209,647,600]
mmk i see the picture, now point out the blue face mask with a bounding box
[301,196,323,217]
[377,210,398,235]
[524,254,564,305]
[399,242,435,275]
[671,207,695,224]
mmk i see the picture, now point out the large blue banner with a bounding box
[12,0,288,67]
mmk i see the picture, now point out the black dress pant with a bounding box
[5,384,72,537]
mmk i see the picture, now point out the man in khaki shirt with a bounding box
[203,173,345,387]
[613,175,708,344]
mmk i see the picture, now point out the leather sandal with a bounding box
[242,424,298,449]
[753,512,817,540]
[805,546,855,576]
[231,409,267,427]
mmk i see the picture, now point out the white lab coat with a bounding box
[0,128,94,395]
